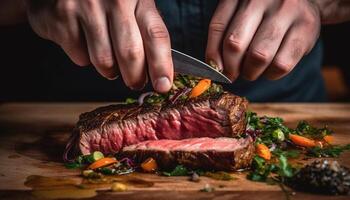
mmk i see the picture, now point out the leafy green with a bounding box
[277,155,294,178]
[307,144,350,157]
[247,156,274,182]
[162,165,189,176]
[125,98,137,104]
[295,121,332,140]
[272,149,300,159]
[247,155,296,182]
[64,155,84,169]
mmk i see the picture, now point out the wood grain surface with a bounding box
[0,103,349,200]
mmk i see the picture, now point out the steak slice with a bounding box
[120,137,255,171]
[64,92,248,160]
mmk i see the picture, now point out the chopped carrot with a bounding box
[88,157,117,170]
[323,135,334,144]
[256,144,271,160]
[189,79,211,98]
[289,134,316,148]
[141,157,158,172]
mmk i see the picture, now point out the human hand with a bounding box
[26,0,173,92]
[206,0,321,81]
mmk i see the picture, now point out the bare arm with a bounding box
[313,0,350,24]
[0,0,26,26]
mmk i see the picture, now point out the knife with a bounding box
[171,49,232,84]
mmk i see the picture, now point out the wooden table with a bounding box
[0,103,350,200]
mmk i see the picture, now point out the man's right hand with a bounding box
[26,0,173,93]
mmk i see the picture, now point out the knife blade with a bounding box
[171,49,232,84]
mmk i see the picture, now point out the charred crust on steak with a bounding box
[64,92,249,162]
[76,92,247,134]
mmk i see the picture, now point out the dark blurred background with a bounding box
[0,22,349,102]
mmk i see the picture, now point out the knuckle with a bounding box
[84,0,98,9]
[91,54,114,69]
[148,25,169,40]
[224,36,244,52]
[272,60,292,74]
[247,49,272,65]
[208,22,227,34]
[124,78,145,90]
[55,0,77,17]
[243,74,257,81]
[119,45,143,61]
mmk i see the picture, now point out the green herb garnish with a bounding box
[307,144,350,157]
[125,98,137,104]
[162,165,189,176]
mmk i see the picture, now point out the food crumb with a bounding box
[200,183,214,192]
[111,183,127,192]
[190,172,200,182]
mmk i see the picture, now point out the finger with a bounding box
[57,20,90,67]
[206,0,239,71]
[241,13,294,81]
[51,1,90,66]
[108,1,146,90]
[79,1,117,80]
[263,24,312,80]
[222,1,266,81]
[136,0,173,93]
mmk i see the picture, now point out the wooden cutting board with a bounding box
[0,103,350,200]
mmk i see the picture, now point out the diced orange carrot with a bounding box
[88,157,117,170]
[289,134,316,148]
[189,79,211,98]
[141,157,158,172]
[256,144,271,160]
[323,135,334,144]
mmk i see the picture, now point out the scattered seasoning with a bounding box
[288,160,350,195]
[190,172,200,182]
[202,172,235,181]
[111,183,127,192]
[200,183,214,192]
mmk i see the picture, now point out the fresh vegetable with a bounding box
[247,154,296,182]
[307,144,350,158]
[85,151,104,163]
[88,157,118,170]
[162,165,189,176]
[323,135,334,144]
[289,134,316,148]
[189,79,211,98]
[111,183,127,192]
[82,169,94,177]
[141,158,158,172]
[256,144,271,160]
[125,98,137,104]
[295,121,332,140]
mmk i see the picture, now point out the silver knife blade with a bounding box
[171,49,232,84]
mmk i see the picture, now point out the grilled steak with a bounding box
[64,92,248,161]
[120,137,255,171]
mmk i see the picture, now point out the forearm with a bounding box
[0,0,26,26]
[313,0,350,24]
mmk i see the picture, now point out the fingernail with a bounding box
[106,74,119,80]
[208,60,222,72]
[154,76,171,93]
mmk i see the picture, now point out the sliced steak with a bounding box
[120,137,255,171]
[64,92,248,160]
